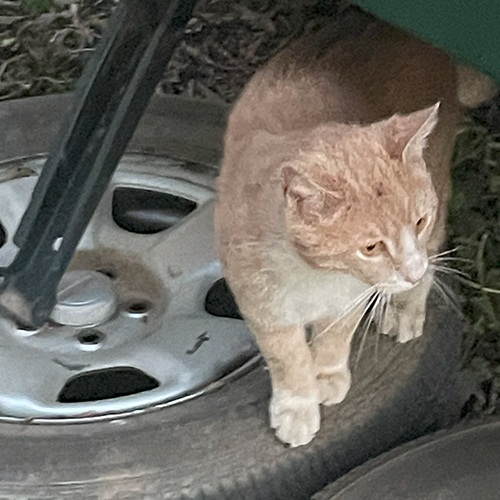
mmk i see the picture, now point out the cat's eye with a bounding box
[416,217,426,234]
[362,241,384,257]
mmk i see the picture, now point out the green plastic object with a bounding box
[354,0,500,82]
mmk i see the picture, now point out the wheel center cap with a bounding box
[51,270,116,327]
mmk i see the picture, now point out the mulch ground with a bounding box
[0,0,340,102]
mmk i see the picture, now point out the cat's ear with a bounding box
[281,165,344,224]
[383,102,440,163]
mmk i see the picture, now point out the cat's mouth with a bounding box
[377,276,418,294]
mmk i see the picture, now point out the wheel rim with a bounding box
[0,154,259,423]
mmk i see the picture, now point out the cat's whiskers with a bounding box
[381,293,391,332]
[431,256,472,264]
[315,286,390,367]
[229,236,284,251]
[337,285,378,319]
[373,292,389,362]
[431,274,462,316]
[355,291,383,367]
[313,285,377,341]
[376,292,390,352]
[429,247,461,260]
[429,262,471,279]
[429,249,473,271]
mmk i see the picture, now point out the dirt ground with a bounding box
[1,0,500,419]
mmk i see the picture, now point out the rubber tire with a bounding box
[313,418,500,500]
[0,94,462,500]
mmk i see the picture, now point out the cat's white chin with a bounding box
[377,276,418,294]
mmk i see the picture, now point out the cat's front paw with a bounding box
[380,306,398,336]
[397,309,425,343]
[270,390,320,447]
[317,368,351,406]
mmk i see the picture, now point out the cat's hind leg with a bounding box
[247,319,320,447]
[311,309,363,406]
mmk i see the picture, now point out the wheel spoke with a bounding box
[146,200,220,314]
[0,176,38,267]
[83,192,220,313]
[80,185,145,255]
[0,344,71,418]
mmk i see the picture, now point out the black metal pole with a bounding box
[0,0,199,327]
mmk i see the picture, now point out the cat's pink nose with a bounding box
[401,256,428,284]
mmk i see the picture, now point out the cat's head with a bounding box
[281,104,440,293]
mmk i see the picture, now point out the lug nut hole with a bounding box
[125,300,151,317]
[77,330,104,345]
[15,322,39,337]
[0,224,6,249]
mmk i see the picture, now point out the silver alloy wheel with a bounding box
[0,154,258,422]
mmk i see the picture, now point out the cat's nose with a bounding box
[401,255,428,284]
[400,228,428,284]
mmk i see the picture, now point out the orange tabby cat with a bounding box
[215,8,491,447]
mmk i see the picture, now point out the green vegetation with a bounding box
[21,0,54,15]
[448,120,500,411]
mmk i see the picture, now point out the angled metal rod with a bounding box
[0,0,199,327]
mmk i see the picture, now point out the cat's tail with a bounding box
[456,64,497,108]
